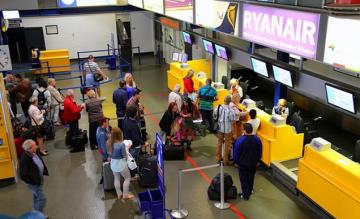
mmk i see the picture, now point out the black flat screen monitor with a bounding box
[251,57,269,77]
[272,65,293,87]
[202,39,214,54]
[214,44,229,61]
[325,84,356,114]
[182,32,192,44]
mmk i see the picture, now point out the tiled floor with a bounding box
[0,56,320,219]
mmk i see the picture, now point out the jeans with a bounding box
[238,166,256,199]
[200,109,214,132]
[113,167,131,198]
[117,113,125,130]
[216,132,232,165]
[27,184,46,212]
[89,121,99,147]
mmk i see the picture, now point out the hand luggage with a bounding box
[138,155,158,188]
[43,117,55,141]
[164,139,185,160]
[102,161,115,190]
[68,130,88,151]
[207,173,236,201]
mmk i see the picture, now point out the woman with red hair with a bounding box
[159,102,179,137]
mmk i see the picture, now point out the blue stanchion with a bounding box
[55,76,81,81]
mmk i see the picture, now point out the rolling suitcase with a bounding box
[138,155,158,188]
[164,140,185,160]
[102,161,115,190]
[43,117,55,141]
[69,130,88,152]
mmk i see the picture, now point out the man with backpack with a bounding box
[33,78,51,111]
[198,79,218,133]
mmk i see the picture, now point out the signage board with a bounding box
[128,0,143,8]
[58,0,117,7]
[165,0,193,23]
[196,0,238,35]
[144,0,164,14]
[241,3,320,59]
[324,16,360,73]
[155,133,165,194]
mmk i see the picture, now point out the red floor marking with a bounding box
[143,106,246,219]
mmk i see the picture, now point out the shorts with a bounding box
[85,74,100,87]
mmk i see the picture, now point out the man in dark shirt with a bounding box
[233,123,262,200]
[112,79,128,129]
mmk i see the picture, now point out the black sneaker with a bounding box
[238,193,249,200]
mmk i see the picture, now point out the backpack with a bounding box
[36,89,47,106]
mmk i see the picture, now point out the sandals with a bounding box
[122,194,135,200]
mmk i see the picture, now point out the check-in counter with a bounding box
[34,49,71,74]
[167,59,211,92]
[297,139,360,219]
[242,100,304,166]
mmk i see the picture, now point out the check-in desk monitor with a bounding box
[269,114,286,126]
[242,99,256,109]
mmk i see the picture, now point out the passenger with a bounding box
[179,97,198,150]
[19,139,49,216]
[32,78,51,111]
[198,79,218,133]
[272,98,289,119]
[127,89,144,121]
[124,73,137,99]
[63,89,85,151]
[233,123,262,200]
[183,70,196,101]
[10,74,33,118]
[84,55,108,97]
[213,96,237,166]
[28,97,48,156]
[112,79,128,129]
[229,78,243,99]
[97,117,110,162]
[86,90,104,150]
[47,78,63,126]
[108,128,134,200]
[229,93,248,139]
[168,84,183,112]
[5,74,17,115]
[122,105,150,160]
[247,109,260,135]
[159,102,180,138]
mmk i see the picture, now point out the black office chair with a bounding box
[290,111,305,133]
[286,102,296,124]
[239,80,249,100]
[222,76,229,89]
[303,114,322,144]
[353,140,360,163]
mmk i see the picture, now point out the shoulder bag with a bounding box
[87,63,103,82]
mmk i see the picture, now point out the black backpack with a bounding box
[36,89,47,106]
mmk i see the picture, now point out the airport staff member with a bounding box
[233,123,262,200]
[272,98,289,119]
[19,139,49,215]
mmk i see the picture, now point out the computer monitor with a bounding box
[172,52,180,62]
[214,44,229,61]
[325,83,356,114]
[172,52,188,63]
[250,57,269,77]
[182,32,192,44]
[202,39,214,54]
[2,10,20,19]
[272,65,293,87]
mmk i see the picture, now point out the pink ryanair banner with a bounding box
[165,0,193,23]
[242,3,320,59]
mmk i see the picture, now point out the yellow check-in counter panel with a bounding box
[297,145,360,219]
[254,108,304,166]
[34,49,71,74]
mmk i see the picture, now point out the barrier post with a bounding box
[77,52,81,72]
[171,170,188,219]
[80,75,85,101]
[137,47,141,65]
[214,160,230,210]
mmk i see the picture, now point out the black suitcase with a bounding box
[138,155,158,188]
[43,118,55,141]
[164,141,185,160]
[70,130,88,150]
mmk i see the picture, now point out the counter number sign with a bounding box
[0,45,12,71]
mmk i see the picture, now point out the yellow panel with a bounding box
[0,161,15,179]
[213,89,229,108]
[37,49,71,74]
[297,146,360,218]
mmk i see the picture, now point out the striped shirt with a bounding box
[213,104,237,134]
[84,61,100,75]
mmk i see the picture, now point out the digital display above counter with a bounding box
[241,3,320,59]
[203,39,214,54]
[325,84,356,114]
[182,32,192,44]
[128,0,143,8]
[144,0,164,14]
[272,65,293,87]
[58,0,117,7]
[251,57,269,78]
[195,0,238,35]
[324,16,360,73]
[165,0,193,23]
[214,44,229,60]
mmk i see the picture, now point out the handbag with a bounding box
[87,63,103,82]
[127,153,138,170]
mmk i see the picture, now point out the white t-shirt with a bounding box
[247,118,260,135]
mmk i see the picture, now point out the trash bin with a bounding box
[138,190,151,213]
[105,56,116,70]
[149,189,164,219]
